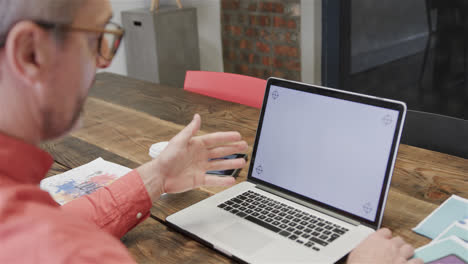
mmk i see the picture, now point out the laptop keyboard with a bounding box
[217,190,349,252]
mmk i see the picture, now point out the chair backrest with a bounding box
[401,110,468,158]
[183,71,267,108]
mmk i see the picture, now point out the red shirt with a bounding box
[0,133,152,263]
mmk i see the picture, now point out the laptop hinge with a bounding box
[256,184,361,226]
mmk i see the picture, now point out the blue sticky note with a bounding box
[413,195,468,239]
[413,236,468,263]
[434,221,468,242]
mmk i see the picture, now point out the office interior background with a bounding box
[107,0,468,121]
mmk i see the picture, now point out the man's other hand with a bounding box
[347,228,424,264]
[137,114,248,201]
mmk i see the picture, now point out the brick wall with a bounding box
[221,0,301,81]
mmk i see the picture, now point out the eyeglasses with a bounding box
[0,21,125,61]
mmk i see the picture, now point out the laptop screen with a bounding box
[249,80,405,225]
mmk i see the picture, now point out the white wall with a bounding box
[105,0,223,76]
[172,0,224,73]
[301,0,322,85]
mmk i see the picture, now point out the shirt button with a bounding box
[136,212,142,219]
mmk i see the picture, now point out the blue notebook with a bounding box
[413,195,468,239]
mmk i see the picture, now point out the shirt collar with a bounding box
[0,132,53,185]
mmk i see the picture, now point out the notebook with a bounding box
[167,78,407,263]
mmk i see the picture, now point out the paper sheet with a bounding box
[413,236,468,264]
[40,158,131,205]
[433,220,468,243]
[413,195,468,239]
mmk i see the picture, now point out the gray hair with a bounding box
[0,0,86,45]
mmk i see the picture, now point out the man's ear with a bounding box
[4,21,55,87]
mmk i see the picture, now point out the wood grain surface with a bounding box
[90,73,261,144]
[42,73,467,263]
[122,217,234,264]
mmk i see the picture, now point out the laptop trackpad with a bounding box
[213,222,272,256]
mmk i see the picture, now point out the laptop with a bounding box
[167,78,407,264]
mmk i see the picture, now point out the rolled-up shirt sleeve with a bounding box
[61,170,152,238]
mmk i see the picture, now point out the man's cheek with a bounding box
[69,116,83,133]
[82,60,96,94]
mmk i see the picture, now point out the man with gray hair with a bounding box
[0,0,422,263]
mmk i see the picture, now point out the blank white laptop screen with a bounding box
[252,85,400,222]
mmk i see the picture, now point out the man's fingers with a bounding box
[172,114,201,145]
[207,141,248,159]
[400,244,415,259]
[407,258,424,264]
[207,158,246,171]
[375,228,392,239]
[198,131,242,147]
[391,236,406,248]
[203,175,236,187]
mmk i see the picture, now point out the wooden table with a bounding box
[42,73,468,263]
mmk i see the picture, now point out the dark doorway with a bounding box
[322,0,468,120]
